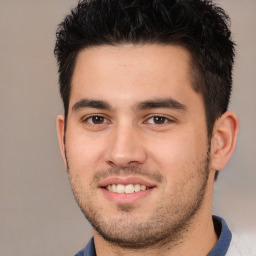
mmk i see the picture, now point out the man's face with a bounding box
[59,44,213,248]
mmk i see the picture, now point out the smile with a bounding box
[99,176,157,203]
[105,184,148,193]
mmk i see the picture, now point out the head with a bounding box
[54,0,235,138]
[54,0,238,250]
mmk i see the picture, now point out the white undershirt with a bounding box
[226,232,256,256]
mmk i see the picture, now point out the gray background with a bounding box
[0,0,255,255]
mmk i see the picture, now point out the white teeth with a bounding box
[116,184,125,193]
[106,184,148,193]
[140,185,146,191]
[125,184,134,193]
[112,184,117,192]
[134,184,141,192]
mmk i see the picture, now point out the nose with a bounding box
[105,124,147,168]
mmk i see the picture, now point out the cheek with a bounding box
[65,131,102,181]
[147,128,208,176]
[66,124,107,161]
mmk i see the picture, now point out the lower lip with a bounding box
[100,187,155,204]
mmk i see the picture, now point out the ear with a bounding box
[56,115,67,169]
[210,111,239,171]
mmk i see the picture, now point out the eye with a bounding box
[84,115,109,125]
[146,116,171,125]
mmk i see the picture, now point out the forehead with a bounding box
[70,44,201,109]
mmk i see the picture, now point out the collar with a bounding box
[207,215,232,256]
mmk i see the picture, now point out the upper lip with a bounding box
[98,176,157,188]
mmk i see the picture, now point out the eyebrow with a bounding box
[72,99,112,112]
[134,98,187,112]
[71,97,187,113]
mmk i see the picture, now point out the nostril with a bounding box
[106,160,144,169]
[105,147,148,168]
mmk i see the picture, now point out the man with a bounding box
[54,0,239,255]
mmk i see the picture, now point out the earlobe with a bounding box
[210,111,239,171]
[56,115,67,169]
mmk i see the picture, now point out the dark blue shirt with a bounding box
[74,216,232,256]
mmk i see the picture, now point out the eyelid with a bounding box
[80,114,175,126]
[82,114,111,124]
[144,114,175,124]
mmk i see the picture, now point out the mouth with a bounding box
[99,177,156,204]
[105,184,149,193]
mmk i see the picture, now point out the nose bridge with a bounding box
[106,122,147,167]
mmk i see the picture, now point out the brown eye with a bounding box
[92,116,105,124]
[153,116,167,124]
[147,116,169,125]
[86,116,107,125]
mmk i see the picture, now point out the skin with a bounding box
[57,44,239,256]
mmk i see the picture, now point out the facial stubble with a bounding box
[65,143,211,250]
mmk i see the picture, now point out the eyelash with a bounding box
[82,115,110,126]
[145,115,173,125]
[82,114,173,126]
